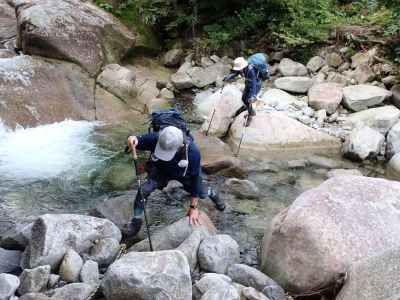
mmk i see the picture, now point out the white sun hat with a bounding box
[233,57,249,71]
[154,126,184,161]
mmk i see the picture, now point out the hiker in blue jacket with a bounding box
[224,57,265,126]
[126,126,225,237]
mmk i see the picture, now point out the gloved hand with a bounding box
[223,76,229,82]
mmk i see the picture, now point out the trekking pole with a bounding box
[235,113,249,157]
[205,85,224,136]
[131,147,154,252]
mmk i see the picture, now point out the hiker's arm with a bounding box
[127,133,157,151]
[223,71,239,82]
[187,147,202,225]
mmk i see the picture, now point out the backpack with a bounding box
[150,108,190,137]
[248,53,270,81]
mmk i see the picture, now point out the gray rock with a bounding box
[198,235,240,274]
[19,293,52,300]
[260,89,297,109]
[193,273,232,300]
[337,62,350,72]
[351,48,377,68]
[176,230,208,272]
[190,63,231,88]
[85,238,120,268]
[18,265,51,295]
[59,249,83,283]
[343,126,385,161]
[159,87,174,99]
[326,52,343,68]
[49,283,95,300]
[28,214,120,270]
[15,0,134,75]
[344,105,400,135]
[129,214,216,252]
[91,191,135,233]
[47,275,59,290]
[102,250,192,300]
[162,49,184,67]
[316,109,327,124]
[342,84,392,111]
[351,64,375,84]
[201,57,215,68]
[327,169,363,178]
[223,178,260,199]
[308,82,343,114]
[0,223,32,251]
[0,273,20,300]
[171,72,194,90]
[278,58,308,76]
[80,260,99,286]
[242,287,270,300]
[306,56,325,73]
[261,175,400,294]
[0,248,21,274]
[388,153,400,180]
[392,85,400,108]
[227,264,285,300]
[302,107,314,117]
[97,64,137,105]
[200,285,240,300]
[326,72,350,85]
[336,247,400,300]
[274,77,313,93]
[382,75,397,87]
[387,121,400,158]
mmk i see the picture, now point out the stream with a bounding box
[0,116,385,266]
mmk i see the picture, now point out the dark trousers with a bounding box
[133,168,207,219]
[235,81,262,117]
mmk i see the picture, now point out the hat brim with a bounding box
[154,141,179,161]
[233,64,248,71]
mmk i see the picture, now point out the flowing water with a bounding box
[0,118,380,266]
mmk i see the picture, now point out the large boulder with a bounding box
[308,82,343,114]
[278,58,307,76]
[49,283,95,300]
[306,56,325,73]
[336,247,400,300]
[260,88,298,110]
[0,55,95,128]
[0,222,32,250]
[97,64,137,106]
[128,213,216,252]
[351,64,375,84]
[198,234,240,274]
[0,0,16,46]
[102,250,192,300]
[326,52,343,68]
[342,85,392,112]
[18,265,51,295]
[85,238,120,268]
[274,77,313,93]
[200,85,243,137]
[351,48,377,69]
[0,273,20,300]
[386,121,400,159]
[162,49,184,67]
[342,126,384,161]
[391,84,400,107]
[228,112,341,158]
[171,71,194,90]
[16,0,135,75]
[189,63,231,88]
[192,273,232,300]
[28,214,121,270]
[0,247,22,274]
[227,264,286,300]
[344,105,400,135]
[261,175,400,294]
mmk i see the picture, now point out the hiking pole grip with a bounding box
[131,146,140,175]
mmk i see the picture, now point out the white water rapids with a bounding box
[0,120,101,181]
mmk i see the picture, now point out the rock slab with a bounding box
[342,85,392,111]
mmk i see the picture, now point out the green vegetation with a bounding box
[95,0,400,60]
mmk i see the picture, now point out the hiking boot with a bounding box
[126,217,143,237]
[208,188,225,211]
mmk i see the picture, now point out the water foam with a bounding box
[0,120,102,181]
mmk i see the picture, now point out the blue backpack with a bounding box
[248,53,270,81]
